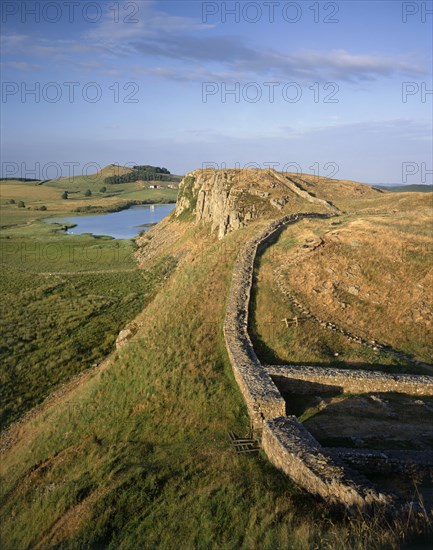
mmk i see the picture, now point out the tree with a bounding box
[100,186,107,193]
[18,201,25,208]
[8,199,15,204]
[40,205,47,211]
[61,191,68,199]
[84,189,92,197]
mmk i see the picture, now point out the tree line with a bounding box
[104,166,177,185]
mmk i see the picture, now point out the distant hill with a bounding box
[104,165,180,185]
[373,184,433,193]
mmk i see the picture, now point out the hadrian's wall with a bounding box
[223,213,331,428]
[223,212,433,511]
[261,416,390,509]
[327,448,433,476]
[265,365,433,397]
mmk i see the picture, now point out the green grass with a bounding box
[45,172,179,196]
[0,173,179,428]
[377,185,433,193]
[0,219,177,427]
[0,206,48,227]
[0,176,178,229]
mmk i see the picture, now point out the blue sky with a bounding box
[1,0,432,183]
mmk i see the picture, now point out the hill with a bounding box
[374,184,433,193]
[1,169,432,548]
[0,165,179,227]
[103,165,180,185]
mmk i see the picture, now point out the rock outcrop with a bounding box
[174,169,335,239]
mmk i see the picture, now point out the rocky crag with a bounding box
[174,168,338,238]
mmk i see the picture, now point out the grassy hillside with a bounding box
[251,203,433,370]
[375,184,433,193]
[2,217,428,549]
[0,220,177,428]
[0,167,181,426]
[1,170,432,548]
[0,166,179,228]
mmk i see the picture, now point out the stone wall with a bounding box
[223,213,331,428]
[327,448,433,476]
[223,210,433,511]
[265,365,433,396]
[262,416,390,509]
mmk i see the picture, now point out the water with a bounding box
[45,204,175,239]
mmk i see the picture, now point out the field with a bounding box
[0,168,179,427]
[0,169,179,228]
[0,218,177,428]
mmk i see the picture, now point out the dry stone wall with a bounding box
[223,213,331,428]
[223,211,433,511]
[265,365,433,396]
[327,448,433,476]
[262,416,390,509]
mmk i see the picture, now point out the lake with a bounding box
[46,204,175,239]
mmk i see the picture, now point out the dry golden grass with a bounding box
[251,192,433,368]
[278,214,433,364]
[0,181,62,203]
[285,173,380,209]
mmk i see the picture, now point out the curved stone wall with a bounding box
[223,213,330,427]
[223,212,433,511]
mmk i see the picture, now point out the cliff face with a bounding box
[175,170,268,238]
[174,168,340,239]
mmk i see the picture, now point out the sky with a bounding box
[1,0,432,183]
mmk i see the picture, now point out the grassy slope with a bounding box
[251,195,433,370]
[0,220,177,427]
[0,171,179,424]
[2,217,423,549]
[376,185,433,193]
[1,175,432,548]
